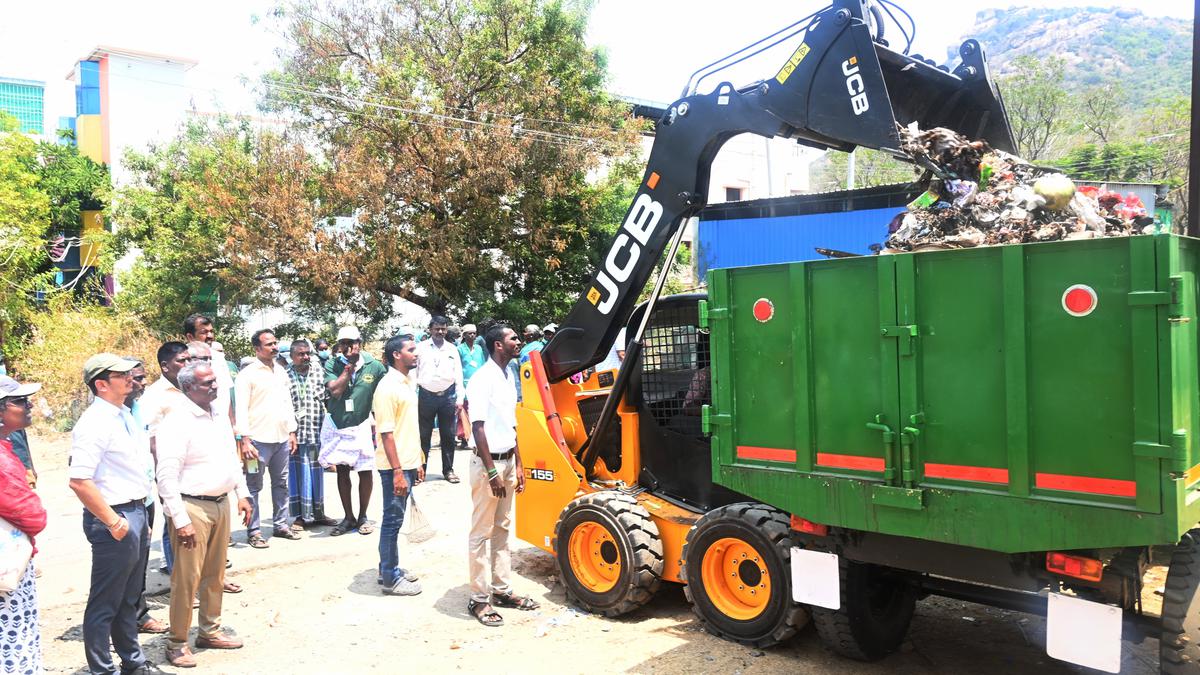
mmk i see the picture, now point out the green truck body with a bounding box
[706,233,1200,554]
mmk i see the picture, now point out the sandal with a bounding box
[444,470,460,484]
[330,519,356,537]
[248,534,269,549]
[492,592,540,611]
[223,581,243,594]
[274,528,302,540]
[290,521,305,533]
[357,519,376,535]
[468,599,504,627]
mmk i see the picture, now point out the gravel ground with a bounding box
[27,429,1161,674]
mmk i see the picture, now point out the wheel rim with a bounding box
[568,521,622,593]
[700,536,772,620]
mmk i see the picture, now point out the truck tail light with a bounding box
[790,515,828,536]
[1046,552,1103,582]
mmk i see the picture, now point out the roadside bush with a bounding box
[11,297,160,429]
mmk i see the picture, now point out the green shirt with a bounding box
[324,352,388,429]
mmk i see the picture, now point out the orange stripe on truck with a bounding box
[924,463,1009,484]
[736,446,796,463]
[1035,472,1136,498]
[816,452,885,472]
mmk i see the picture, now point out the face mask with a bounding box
[318,350,331,359]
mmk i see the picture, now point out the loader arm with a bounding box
[541,0,1014,383]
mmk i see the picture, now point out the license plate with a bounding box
[1046,592,1122,673]
[790,547,840,609]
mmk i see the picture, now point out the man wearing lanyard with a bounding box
[415,315,464,483]
[457,323,485,450]
[465,325,540,627]
[68,353,156,675]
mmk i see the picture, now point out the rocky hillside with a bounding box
[957,6,1191,107]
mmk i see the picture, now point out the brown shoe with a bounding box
[137,617,169,634]
[196,631,244,650]
[166,645,197,668]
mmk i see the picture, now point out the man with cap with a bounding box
[518,324,542,365]
[321,325,387,536]
[68,353,157,675]
[457,324,485,449]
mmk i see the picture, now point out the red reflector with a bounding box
[789,515,828,536]
[1046,552,1103,582]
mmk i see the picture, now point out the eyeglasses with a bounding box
[3,396,30,408]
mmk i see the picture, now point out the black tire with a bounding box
[681,503,810,647]
[1162,527,1200,673]
[552,491,663,617]
[812,557,916,661]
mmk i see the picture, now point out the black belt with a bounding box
[183,493,227,503]
[491,450,514,460]
[419,385,455,396]
[110,500,143,510]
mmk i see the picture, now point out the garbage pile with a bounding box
[882,125,1155,253]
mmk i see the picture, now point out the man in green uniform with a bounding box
[319,325,388,536]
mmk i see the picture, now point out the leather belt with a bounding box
[183,493,227,503]
[491,450,514,460]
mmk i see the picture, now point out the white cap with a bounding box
[0,376,40,399]
[542,323,558,333]
[462,324,477,333]
[336,325,362,342]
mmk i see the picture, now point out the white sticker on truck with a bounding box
[789,547,840,609]
[1046,592,1122,673]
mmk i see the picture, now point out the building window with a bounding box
[724,187,744,202]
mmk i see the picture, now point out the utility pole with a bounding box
[847,149,857,190]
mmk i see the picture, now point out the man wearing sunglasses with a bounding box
[68,353,157,675]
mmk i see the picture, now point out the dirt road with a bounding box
[29,429,1159,674]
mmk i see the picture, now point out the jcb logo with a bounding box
[842,57,869,116]
[588,192,663,314]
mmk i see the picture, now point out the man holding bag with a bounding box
[372,334,424,596]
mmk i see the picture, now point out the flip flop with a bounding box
[445,470,460,484]
[330,520,356,537]
[248,534,269,549]
[492,592,540,610]
[357,519,376,535]
[223,581,243,594]
[468,599,504,627]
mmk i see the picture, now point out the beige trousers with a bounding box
[468,452,516,603]
[168,497,230,645]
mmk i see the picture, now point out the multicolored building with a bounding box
[0,76,45,135]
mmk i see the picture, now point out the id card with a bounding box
[345,399,355,412]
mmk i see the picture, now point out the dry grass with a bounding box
[11,299,162,429]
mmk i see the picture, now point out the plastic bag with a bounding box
[402,486,437,543]
[0,516,33,594]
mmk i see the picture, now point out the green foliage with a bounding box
[11,296,161,427]
[809,149,918,192]
[0,118,52,353]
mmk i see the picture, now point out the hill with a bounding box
[957,6,1191,108]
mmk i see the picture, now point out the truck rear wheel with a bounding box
[1162,527,1200,673]
[553,491,663,617]
[681,503,809,647]
[812,558,916,661]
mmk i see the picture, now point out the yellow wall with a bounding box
[80,210,104,268]
[76,115,104,164]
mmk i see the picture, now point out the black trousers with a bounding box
[418,385,458,475]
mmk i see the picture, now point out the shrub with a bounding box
[10,297,161,429]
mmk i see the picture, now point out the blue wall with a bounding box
[697,205,902,276]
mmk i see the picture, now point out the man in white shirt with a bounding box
[157,362,253,668]
[184,313,233,424]
[598,326,628,372]
[465,325,539,627]
[415,315,464,483]
[234,329,299,548]
[68,353,155,675]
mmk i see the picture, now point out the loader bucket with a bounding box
[768,1,1016,155]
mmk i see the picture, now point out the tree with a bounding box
[1000,55,1070,160]
[1078,82,1126,144]
[0,114,51,351]
[808,148,919,192]
[259,0,640,324]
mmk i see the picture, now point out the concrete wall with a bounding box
[104,53,191,187]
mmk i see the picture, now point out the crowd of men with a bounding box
[3,312,563,673]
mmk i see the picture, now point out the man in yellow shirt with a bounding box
[372,334,425,596]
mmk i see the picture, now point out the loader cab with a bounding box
[621,293,744,511]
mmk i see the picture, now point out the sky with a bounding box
[0,0,1193,131]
